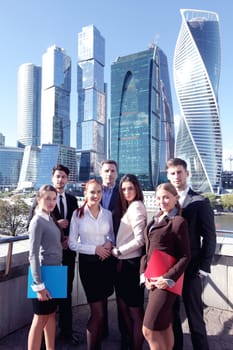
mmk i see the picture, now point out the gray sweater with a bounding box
[28,210,63,285]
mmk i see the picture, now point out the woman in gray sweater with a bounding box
[28,185,63,350]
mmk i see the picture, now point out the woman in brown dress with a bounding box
[140,183,190,350]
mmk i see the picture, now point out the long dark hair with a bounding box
[119,174,144,214]
[76,179,102,218]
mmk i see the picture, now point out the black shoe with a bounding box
[71,333,80,345]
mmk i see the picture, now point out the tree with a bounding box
[0,196,29,236]
[203,192,216,209]
[220,194,233,211]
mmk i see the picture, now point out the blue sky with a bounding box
[0,0,232,168]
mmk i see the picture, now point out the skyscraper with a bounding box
[158,48,175,183]
[35,144,77,189]
[0,147,24,190]
[17,145,40,190]
[174,9,222,193]
[77,25,106,180]
[41,45,71,146]
[17,63,41,147]
[111,47,174,190]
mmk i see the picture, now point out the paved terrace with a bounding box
[0,230,233,349]
[0,300,232,350]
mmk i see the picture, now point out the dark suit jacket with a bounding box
[53,193,78,236]
[101,184,121,237]
[182,188,216,275]
[140,215,190,282]
[27,192,78,236]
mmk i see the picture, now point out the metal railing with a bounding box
[0,229,232,278]
[0,234,29,277]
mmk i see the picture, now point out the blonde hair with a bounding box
[156,182,181,215]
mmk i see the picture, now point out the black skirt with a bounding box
[79,253,114,303]
[114,257,144,307]
[32,298,58,315]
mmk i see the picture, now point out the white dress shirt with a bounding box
[68,205,114,255]
[57,192,67,218]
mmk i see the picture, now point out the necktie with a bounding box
[59,195,64,218]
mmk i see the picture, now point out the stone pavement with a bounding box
[0,300,232,349]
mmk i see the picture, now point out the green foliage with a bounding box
[203,192,216,209]
[220,194,233,211]
[0,196,29,236]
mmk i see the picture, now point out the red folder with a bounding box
[144,249,184,295]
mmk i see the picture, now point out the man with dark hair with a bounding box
[166,158,216,350]
[28,164,78,345]
[100,160,121,237]
[100,160,130,347]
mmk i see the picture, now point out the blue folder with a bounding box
[27,265,67,299]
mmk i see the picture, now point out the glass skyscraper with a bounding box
[41,45,71,146]
[17,63,41,147]
[17,145,40,190]
[174,9,222,193]
[111,47,174,190]
[0,147,24,190]
[77,25,106,180]
[35,144,77,189]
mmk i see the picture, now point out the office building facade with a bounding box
[35,144,77,189]
[41,45,71,146]
[0,133,5,146]
[0,147,24,190]
[77,25,106,180]
[174,9,222,193]
[111,47,174,190]
[17,63,41,147]
[158,48,175,182]
[17,145,40,190]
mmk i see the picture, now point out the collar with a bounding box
[177,186,189,207]
[102,185,115,191]
[36,208,50,222]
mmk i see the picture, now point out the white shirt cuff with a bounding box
[140,273,146,285]
[198,269,208,277]
[31,282,45,292]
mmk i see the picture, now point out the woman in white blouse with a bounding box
[68,179,115,350]
[112,174,147,350]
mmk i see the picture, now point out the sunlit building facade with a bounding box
[17,63,41,147]
[41,45,71,146]
[174,9,222,193]
[111,47,174,190]
[0,147,24,190]
[36,144,77,189]
[17,145,40,190]
[77,25,106,180]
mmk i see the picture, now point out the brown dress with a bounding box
[141,215,190,330]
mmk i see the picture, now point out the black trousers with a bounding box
[58,248,76,335]
[173,274,209,350]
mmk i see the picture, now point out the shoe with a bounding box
[71,333,80,345]
[58,330,80,345]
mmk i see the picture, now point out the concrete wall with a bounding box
[202,238,233,311]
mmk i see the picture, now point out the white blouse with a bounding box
[68,205,114,255]
[116,200,147,259]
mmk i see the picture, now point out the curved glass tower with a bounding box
[174,9,222,193]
